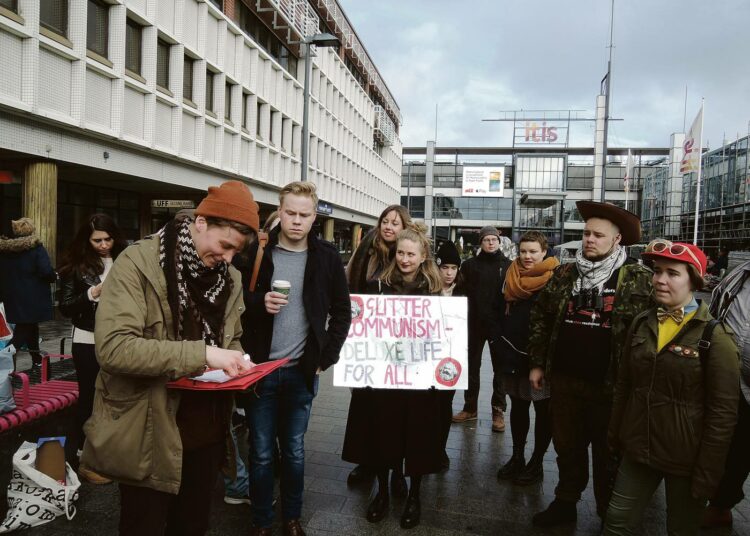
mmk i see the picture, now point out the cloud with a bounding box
[341,0,750,150]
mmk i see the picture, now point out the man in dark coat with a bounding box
[451,226,510,432]
[0,217,56,367]
[241,181,351,536]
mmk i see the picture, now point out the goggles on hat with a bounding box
[645,239,702,272]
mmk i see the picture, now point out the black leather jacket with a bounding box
[59,271,102,332]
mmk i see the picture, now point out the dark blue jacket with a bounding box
[0,236,56,323]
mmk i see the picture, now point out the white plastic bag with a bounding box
[0,344,14,414]
[0,442,81,533]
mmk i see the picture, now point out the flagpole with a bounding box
[692,99,705,245]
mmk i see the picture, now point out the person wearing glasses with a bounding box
[451,226,510,433]
[604,240,739,535]
[528,202,654,527]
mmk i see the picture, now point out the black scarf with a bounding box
[158,216,231,345]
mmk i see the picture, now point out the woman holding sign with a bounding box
[343,223,444,530]
[494,231,559,485]
[344,205,412,490]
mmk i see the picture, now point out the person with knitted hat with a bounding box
[81,180,258,535]
[452,226,510,432]
[528,201,655,527]
[435,240,463,297]
[603,239,739,535]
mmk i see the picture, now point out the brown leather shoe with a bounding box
[78,466,113,485]
[491,407,506,432]
[283,519,307,536]
[248,527,272,536]
[701,506,732,528]
[452,410,478,423]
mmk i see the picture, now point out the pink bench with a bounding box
[0,353,78,433]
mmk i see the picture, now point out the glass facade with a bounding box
[642,135,750,253]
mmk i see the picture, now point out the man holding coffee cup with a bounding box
[240,181,351,536]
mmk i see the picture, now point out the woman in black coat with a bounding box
[344,204,412,488]
[0,218,56,367]
[493,231,559,484]
[58,214,127,483]
[342,224,444,530]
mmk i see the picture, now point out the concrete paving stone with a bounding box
[14,320,750,535]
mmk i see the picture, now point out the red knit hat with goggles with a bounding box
[641,239,707,276]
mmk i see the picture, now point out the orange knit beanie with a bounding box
[195,180,260,232]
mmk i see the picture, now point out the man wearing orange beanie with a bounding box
[81,180,259,535]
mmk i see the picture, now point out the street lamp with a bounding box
[300,33,341,182]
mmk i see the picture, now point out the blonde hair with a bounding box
[11,218,35,237]
[279,181,319,208]
[381,222,442,293]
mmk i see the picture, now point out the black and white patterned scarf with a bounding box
[572,245,627,295]
[157,216,231,346]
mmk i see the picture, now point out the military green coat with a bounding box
[527,261,654,393]
[81,234,245,494]
[608,302,739,499]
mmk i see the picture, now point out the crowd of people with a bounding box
[0,179,749,536]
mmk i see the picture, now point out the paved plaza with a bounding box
[12,321,750,535]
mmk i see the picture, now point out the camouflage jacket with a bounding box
[527,261,655,393]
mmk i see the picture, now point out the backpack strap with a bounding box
[248,232,268,292]
[698,319,720,370]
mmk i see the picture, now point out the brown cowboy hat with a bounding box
[576,201,641,245]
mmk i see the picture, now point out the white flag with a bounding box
[680,105,703,174]
[623,149,634,193]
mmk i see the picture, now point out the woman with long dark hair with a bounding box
[344,205,412,490]
[58,214,127,484]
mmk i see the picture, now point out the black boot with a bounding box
[532,499,577,527]
[390,469,408,498]
[366,492,389,523]
[496,446,525,480]
[514,452,544,485]
[400,494,421,529]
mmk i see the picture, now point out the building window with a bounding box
[40,0,68,37]
[269,110,276,145]
[256,102,262,137]
[205,70,215,113]
[86,0,109,58]
[207,0,223,9]
[125,18,142,75]
[238,4,298,79]
[224,82,232,121]
[0,0,18,13]
[183,55,194,101]
[156,39,170,90]
[242,93,249,130]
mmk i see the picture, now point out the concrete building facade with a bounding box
[0,0,402,260]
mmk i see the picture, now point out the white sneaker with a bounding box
[224,494,252,506]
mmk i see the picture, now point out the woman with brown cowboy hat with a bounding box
[604,239,739,535]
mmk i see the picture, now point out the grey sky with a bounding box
[342,0,750,151]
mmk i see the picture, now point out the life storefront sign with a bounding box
[333,295,468,390]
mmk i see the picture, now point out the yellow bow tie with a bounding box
[657,307,685,324]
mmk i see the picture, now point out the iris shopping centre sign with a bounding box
[514,121,569,147]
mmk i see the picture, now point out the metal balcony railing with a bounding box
[373,105,396,146]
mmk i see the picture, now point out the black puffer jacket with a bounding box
[59,271,102,332]
[459,249,510,333]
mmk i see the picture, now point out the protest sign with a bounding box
[334,294,468,390]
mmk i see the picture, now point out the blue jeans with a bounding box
[246,365,317,528]
[223,423,249,497]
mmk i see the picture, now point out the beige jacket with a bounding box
[81,234,245,494]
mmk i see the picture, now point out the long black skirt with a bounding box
[342,387,445,477]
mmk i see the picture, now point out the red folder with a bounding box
[166,358,289,391]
